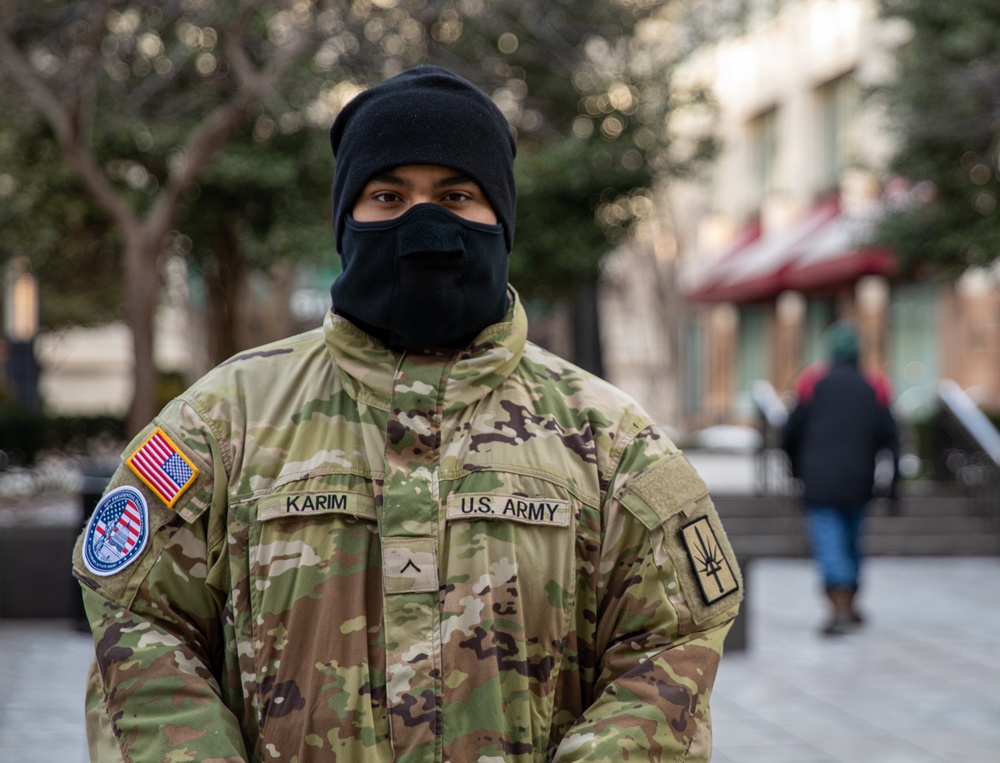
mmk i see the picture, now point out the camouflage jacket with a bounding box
[75,291,742,763]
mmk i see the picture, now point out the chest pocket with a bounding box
[247,475,382,676]
[247,474,379,622]
[244,474,386,749]
[440,472,582,692]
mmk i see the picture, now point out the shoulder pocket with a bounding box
[73,420,215,604]
[615,452,709,530]
[615,454,743,628]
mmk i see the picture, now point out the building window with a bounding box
[803,298,837,366]
[818,73,860,192]
[741,0,786,32]
[683,316,703,415]
[736,305,768,418]
[888,283,939,416]
[749,107,779,202]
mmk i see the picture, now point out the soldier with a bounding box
[74,65,742,762]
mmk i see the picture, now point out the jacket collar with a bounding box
[324,288,527,412]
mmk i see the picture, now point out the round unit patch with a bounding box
[83,486,150,577]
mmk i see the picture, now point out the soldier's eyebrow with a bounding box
[363,173,479,193]
[366,172,407,187]
[365,173,476,187]
[434,174,476,188]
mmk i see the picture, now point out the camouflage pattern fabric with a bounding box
[74,289,742,763]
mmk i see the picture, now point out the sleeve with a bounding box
[865,367,894,408]
[554,449,743,762]
[72,402,250,763]
[794,362,824,403]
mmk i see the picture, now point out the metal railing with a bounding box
[751,379,795,496]
[937,379,1000,514]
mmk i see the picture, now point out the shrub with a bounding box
[0,410,126,466]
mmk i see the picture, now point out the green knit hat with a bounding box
[825,321,860,363]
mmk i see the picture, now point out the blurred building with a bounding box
[619,0,1000,432]
[32,260,333,418]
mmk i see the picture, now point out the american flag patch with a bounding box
[127,428,199,508]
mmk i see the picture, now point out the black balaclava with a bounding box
[328,66,517,350]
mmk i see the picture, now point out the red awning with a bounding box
[781,211,895,291]
[680,219,762,300]
[684,199,896,303]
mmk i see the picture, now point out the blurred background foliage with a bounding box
[873,0,1000,278]
[0,107,123,326]
[0,0,736,429]
[0,1,719,312]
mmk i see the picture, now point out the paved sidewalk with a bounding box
[0,557,997,762]
[714,557,1000,763]
[0,618,92,763]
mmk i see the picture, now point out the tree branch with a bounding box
[0,20,138,233]
[72,0,117,146]
[146,12,321,245]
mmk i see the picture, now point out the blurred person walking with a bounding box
[782,321,900,636]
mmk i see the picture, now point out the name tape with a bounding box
[446,494,571,527]
[258,491,376,522]
[257,491,572,528]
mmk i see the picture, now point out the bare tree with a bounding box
[0,1,324,433]
[1,0,715,434]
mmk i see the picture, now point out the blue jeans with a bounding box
[805,504,866,589]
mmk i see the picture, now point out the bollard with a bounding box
[724,556,752,653]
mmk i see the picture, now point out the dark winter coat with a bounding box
[782,360,900,509]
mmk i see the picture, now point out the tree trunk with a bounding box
[122,228,161,437]
[0,9,335,438]
[572,282,605,379]
[651,248,681,428]
[204,215,247,366]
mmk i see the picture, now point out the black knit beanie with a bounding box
[330,65,517,253]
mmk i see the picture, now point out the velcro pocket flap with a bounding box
[615,453,710,530]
